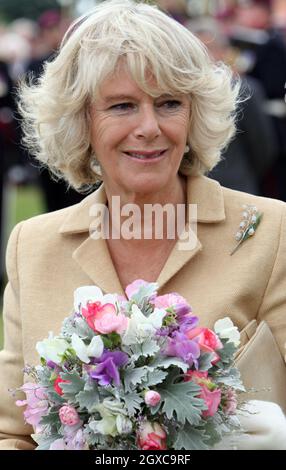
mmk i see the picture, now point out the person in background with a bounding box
[229,0,286,200]
[26,10,85,212]
[189,17,278,195]
[0,59,18,288]
[0,0,286,450]
[156,0,190,25]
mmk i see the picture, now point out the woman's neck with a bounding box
[104,175,187,247]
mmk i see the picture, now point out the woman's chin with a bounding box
[119,174,171,196]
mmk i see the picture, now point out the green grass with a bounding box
[11,184,46,227]
[0,313,3,350]
[0,184,45,350]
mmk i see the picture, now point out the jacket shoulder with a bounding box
[16,204,77,240]
[222,186,286,219]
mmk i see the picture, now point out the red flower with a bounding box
[54,376,70,395]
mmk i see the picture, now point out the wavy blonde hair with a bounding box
[19,0,240,191]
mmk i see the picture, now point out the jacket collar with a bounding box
[59,176,225,294]
[59,175,225,235]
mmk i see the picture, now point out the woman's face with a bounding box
[90,67,191,196]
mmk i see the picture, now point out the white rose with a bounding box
[36,332,69,364]
[71,333,104,363]
[122,304,165,346]
[214,317,240,347]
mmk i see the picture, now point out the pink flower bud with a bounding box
[59,404,80,426]
[144,391,161,407]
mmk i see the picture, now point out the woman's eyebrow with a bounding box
[103,94,137,103]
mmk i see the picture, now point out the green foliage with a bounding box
[123,366,149,393]
[61,316,94,341]
[102,332,122,349]
[157,373,206,426]
[129,338,160,361]
[47,390,65,405]
[33,433,62,450]
[84,422,106,447]
[76,389,100,413]
[149,356,189,373]
[129,283,157,309]
[215,368,245,392]
[215,339,237,367]
[60,371,85,400]
[40,409,61,428]
[197,352,214,371]
[174,423,209,450]
[142,369,167,388]
[122,392,143,416]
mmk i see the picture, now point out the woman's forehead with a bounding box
[94,60,178,101]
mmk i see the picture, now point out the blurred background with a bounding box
[0,0,286,347]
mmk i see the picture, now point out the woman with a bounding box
[0,0,285,450]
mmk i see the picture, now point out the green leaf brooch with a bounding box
[230,204,263,256]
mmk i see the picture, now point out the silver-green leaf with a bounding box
[174,423,209,450]
[157,379,206,425]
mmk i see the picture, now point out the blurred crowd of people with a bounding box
[0,0,286,281]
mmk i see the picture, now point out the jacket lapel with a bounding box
[59,176,225,293]
[72,236,124,295]
[157,176,225,289]
[59,184,124,294]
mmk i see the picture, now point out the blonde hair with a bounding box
[19,0,240,191]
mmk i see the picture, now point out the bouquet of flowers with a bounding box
[16,280,245,450]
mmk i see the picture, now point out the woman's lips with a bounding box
[123,149,167,161]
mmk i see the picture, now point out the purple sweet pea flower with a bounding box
[163,331,200,367]
[179,315,199,333]
[174,303,193,318]
[46,360,59,369]
[88,351,128,386]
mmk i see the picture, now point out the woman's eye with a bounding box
[110,103,135,112]
[158,100,182,110]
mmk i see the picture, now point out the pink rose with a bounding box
[154,293,189,310]
[185,370,208,382]
[200,385,221,417]
[59,404,80,426]
[16,383,49,432]
[187,327,223,361]
[82,301,128,334]
[125,280,154,300]
[154,293,192,320]
[94,310,128,335]
[137,421,167,450]
[144,391,161,407]
[185,370,221,418]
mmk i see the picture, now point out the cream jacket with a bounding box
[0,175,285,449]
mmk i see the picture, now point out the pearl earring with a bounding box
[184,145,190,154]
[90,157,102,177]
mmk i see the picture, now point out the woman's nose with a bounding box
[133,105,161,140]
